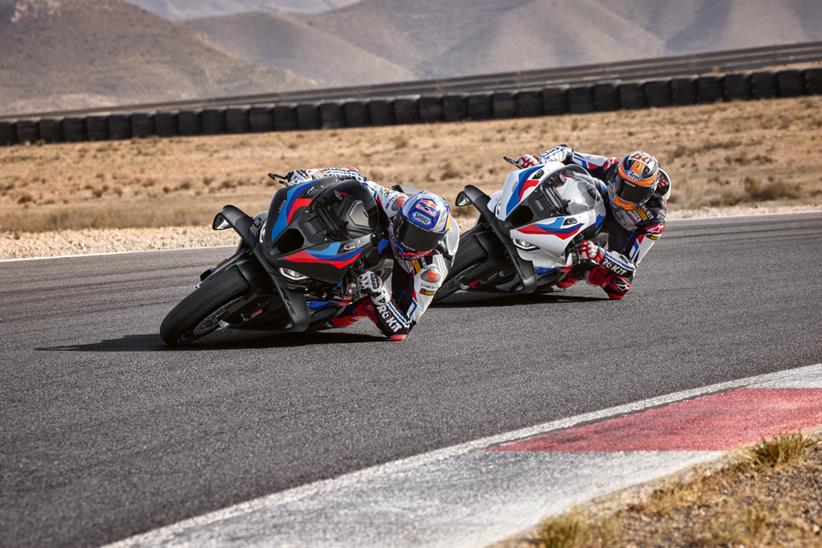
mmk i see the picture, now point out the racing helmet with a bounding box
[391,192,451,259]
[607,151,660,211]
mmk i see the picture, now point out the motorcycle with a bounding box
[160,175,390,345]
[434,159,607,301]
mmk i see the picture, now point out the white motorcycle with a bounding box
[435,159,607,301]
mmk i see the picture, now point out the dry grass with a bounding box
[532,510,621,548]
[508,432,821,548]
[738,432,817,471]
[2,96,822,232]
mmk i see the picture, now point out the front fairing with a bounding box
[262,177,378,285]
[495,163,607,276]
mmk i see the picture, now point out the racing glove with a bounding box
[515,154,541,169]
[540,144,573,164]
[357,271,385,297]
[285,169,311,186]
[577,240,605,264]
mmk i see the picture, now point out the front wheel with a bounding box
[160,266,249,345]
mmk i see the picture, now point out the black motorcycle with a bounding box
[160,175,390,345]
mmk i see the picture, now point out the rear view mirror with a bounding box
[212,213,230,230]
[455,191,471,207]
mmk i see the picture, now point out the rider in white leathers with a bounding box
[286,167,459,339]
[513,146,671,299]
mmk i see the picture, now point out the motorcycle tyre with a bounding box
[160,266,249,346]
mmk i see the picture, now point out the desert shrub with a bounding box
[744,176,800,201]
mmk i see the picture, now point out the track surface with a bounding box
[2,213,821,546]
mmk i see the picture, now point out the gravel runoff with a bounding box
[2,205,821,260]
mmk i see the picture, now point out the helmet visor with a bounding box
[396,216,444,253]
[613,176,655,207]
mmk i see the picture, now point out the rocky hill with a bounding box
[126,0,359,20]
[0,0,310,114]
[186,11,416,87]
[4,0,822,116]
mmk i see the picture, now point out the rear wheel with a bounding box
[160,266,249,345]
[434,225,505,302]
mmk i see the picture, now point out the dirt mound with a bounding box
[0,0,311,114]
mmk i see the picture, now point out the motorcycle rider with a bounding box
[515,145,671,300]
[285,167,459,340]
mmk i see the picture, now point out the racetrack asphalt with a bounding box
[1,212,821,547]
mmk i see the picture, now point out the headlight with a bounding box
[513,238,539,251]
[280,268,309,281]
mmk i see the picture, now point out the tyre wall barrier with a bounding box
[723,73,750,101]
[542,86,568,115]
[670,77,697,105]
[178,110,202,136]
[777,69,804,98]
[619,82,647,109]
[750,71,777,99]
[393,97,419,125]
[108,114,131,140]
[15,119,38,143]
[3,68,822,146]
[154,112,178,137]
[86,116,108,140]
[806,67,822,94]
[201,109,226,135]
[418,96,444,123]
[61,117,85,142]
[696,76,724,104]
[343,101,369,127]
[273,105,297,131]
[466,93,492,120]
[593,82,620,112]
[568,85,594,114]
[249,106,275,132]
[368,99,394,126]
[516,90,542,117]
[130,113,154,138]
[319,102,344,129]
[644,80,673,108]
[38,118,62,143]
[0,121,16,145]
[492,92,517,119]
[443,95,467,122]
[225,108,249,133]
[296,104,321,130]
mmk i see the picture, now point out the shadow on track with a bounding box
[433,291,605,308]
[37,331,387,352]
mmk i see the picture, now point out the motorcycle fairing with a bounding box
[280,238,370,284]
[262,177,378,284]
[267,180,317,243]
[503,165,544,215]
[496,162,607,272]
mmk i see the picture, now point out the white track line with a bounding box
[0,244,234,264]
[109,362,822,546]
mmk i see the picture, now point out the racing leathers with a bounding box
[286,167,459,340]
[520,145,671,299]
